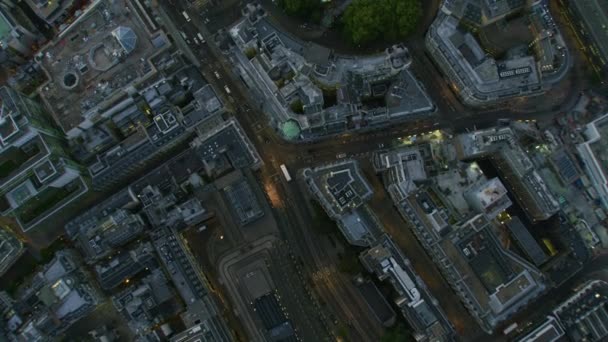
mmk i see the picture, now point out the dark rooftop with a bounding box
[505,216,548,267]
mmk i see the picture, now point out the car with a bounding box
[214,71,221,79]
[193,37,200,45]
[182,11,191,22]
[197,33,206,43]
[378,143,385,148]
[179,31,191,44]
[336,153,346,159]
[224,85,231,94]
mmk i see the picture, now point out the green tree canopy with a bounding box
[277,0,324,22]
[381,323,413,342]
[342,0,422,45]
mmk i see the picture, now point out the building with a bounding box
[35,0,224,191]
[12,250,101,340]
[70,207,147,263]
[23,0,76,27]
[426,0,569,107]
[64,187,139,249]
[456,127,559,221]
[395,189,546,333]
[303,160,381,246]
[229,7,434,141]
[112,269,179,338]
[577,113,608,210]
[361,234,454,341]
[0,1,41,66]
[516,316,565,342]
[94,242,157,290]
[303,160,373,219]
[373,145,430,202]
[220,173,264,226]
[354,278,396,327]
[552,280,608,342]
[304,160,454,340]
[191,118,262,178]
[0,227,24,276]
[152,227,232,341]
[0,85,88,231]
[464,177,512,219]
[253,294,298,342]
[505,217,548,267]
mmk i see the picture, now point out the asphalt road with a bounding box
[3,1,592,341]
[153,2,598,341]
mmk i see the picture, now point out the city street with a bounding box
[4,1,598,341]
[131,1,599,341]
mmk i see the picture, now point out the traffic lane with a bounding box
[282,178,385,339]
[272,176,383,341]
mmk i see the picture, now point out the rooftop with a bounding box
[505,216,548,267]
[303,160,373,219]
[360,234,453,340]
[427,1,569,106]
[25,0,75,25]
[400,187,546,332]
[221,175,264,226]
[553,280,608,342]
[229,14,433,140]
[192,118,261,174]
[0,227,24,276]
[38,0,163,134]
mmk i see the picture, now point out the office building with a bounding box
[426,0,569,106]
[0,2,41,65]
[577,113,608,210]
[0,86,88,231]
[0,227,24,276]
[361,234,454,341]
[553,280,608,342]
[456,127,559,221]
[395,190,546,332]
[229,7,434,140]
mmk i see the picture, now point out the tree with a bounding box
[290,99,304,114]
[381,324,414,342]
[342,0,422,45]
[277,0,324,23]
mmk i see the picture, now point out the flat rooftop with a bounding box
[38,0,159,133]
[588,115,608,180]
[305,160,373,218]
[505,216,548,266]
[193,119,261,171]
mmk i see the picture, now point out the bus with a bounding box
[280,164,292,182]
[502,322,518,335]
